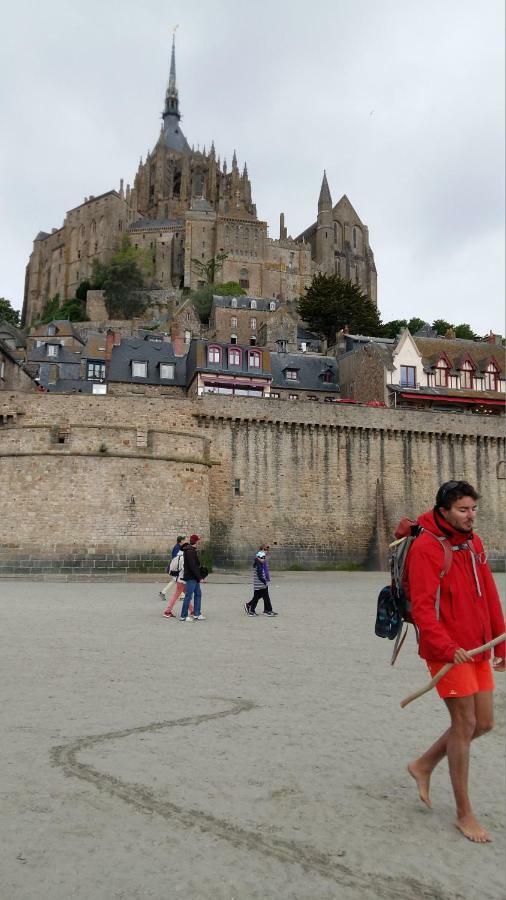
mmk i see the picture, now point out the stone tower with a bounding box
[315,171,334,274]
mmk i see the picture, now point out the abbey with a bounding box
[22,37,376,328]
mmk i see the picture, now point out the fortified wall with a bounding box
[0,392,504,574]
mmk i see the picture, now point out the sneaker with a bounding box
[263,611,278,617]
[179,616,193,622]
[163,610,176,618]
[244,603,250,615]
[247,610,259,616]
[193,614,206,621]
[159,592,166,601]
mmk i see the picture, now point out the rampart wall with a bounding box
[0,392,504,573]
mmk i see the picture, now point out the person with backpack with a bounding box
[159,535,186,601]
[162,539,193,619]
[244,550,278,617]
[404,481,505,844]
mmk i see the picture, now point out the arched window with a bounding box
[434,359,449,387]
[269,301,276,311]
[250,299,257,309]
[353,227,357,249]
[460,360,474,389]
[208,345,221,364]
[229,348,241,366]
[334,221,343,250]
[483,362,499,391]
[231,298,238,308]
[248,349,261,368]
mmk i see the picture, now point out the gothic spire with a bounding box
[318,170,332,210]
[163,31,180,121]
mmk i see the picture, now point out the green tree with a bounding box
[75,279,92,302]
[191,252,228,285]
[95,237,153,319]
[297,274,382,342]
[454,323,476,340]
[432,318,454,336]
[191,281,246,324]
[382,318,408,339]
[407,317,426,334]
[0,297,21,327]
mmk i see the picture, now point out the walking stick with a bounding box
[400,633,506,709]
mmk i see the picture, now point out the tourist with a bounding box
[159,534,186,601]
[405,480,505,843]
[162,539,193,619]
[245,550,278,617]
[180,534,206,621]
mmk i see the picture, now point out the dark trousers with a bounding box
[250,587,272,613]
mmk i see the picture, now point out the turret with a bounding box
[316,171,334,273]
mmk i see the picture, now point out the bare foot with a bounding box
[456,813,492,843]
[407,761,432,808]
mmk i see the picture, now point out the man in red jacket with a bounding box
[405,480,505,843]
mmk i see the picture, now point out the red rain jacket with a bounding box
[405,509,505,663]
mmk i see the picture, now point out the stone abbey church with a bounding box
[22,38,377,329]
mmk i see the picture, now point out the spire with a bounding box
[242,162,248,178]
[318,170,332,211]
[163,30,180,121]
[232,149,238,170]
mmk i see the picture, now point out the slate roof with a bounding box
[84,332,110,360]
[27,344,83,364]
[185,339,271,384]
[270,353,339,392]
[212,296,278,312]
[0,321,26,348]
[108,336,183,386]
[30,320,85,344]
[47,379,94,394]
[128,218,183,231]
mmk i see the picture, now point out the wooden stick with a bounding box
[400,633,506,709]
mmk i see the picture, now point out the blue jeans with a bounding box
[181,580,201,618]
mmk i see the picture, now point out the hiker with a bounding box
[245,550,278,617]
[159,534,186,601]
[180,534,206,622]
[162,539,193,619]
[405,480,505,843]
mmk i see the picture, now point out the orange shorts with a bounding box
[427,659,495,699]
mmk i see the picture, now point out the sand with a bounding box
[1,571,504,900]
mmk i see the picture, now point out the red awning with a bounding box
[399,392,504,407]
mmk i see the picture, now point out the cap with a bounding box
[176,535,186,543]
[189,533,200,544]
[256,550,266,558]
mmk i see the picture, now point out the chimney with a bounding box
[170,321,185,356]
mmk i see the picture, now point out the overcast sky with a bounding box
[1,0,504,334]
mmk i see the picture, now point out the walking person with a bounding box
[159,534,186,601]
[245,550,278,617]
[405,481,505,843]
[162,539,193,618]
[180,534,206,622]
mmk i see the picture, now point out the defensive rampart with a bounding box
[0,392,504,573]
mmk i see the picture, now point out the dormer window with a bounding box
[460,360,475,390]
[434,359,449,387]
[248,350,261,369]
[229,348,241,366]
[269,301,276,311]
[208,346,221,364]
[231,298,238,308]
[132,361,147,378]
[483,362,499,391]
[47,344,59,357]
[285,368,298,380]
[250,300,257,310]
[160,363,175,380]
[47,325,56,336]
[322,369,334,383]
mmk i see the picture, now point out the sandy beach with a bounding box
[1,571,504,900]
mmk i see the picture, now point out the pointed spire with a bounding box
[232,149,238,169]
[210,140,216,158]
[163,30,181,121]
[242,162,248,178]
[318,170,332,210]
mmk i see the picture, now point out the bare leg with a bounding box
[408,690,494,826]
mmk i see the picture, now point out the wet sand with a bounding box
[1,572,504,900]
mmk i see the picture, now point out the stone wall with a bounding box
[0,392,504,573]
